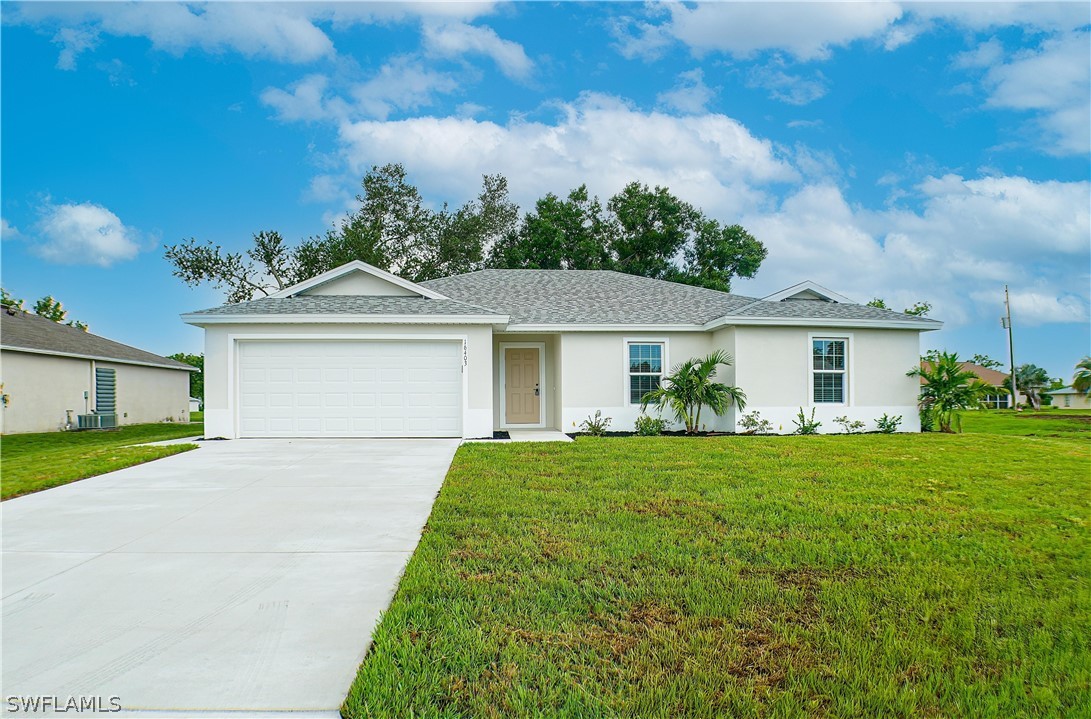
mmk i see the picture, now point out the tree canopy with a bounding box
[866,298,932,316]
[169,353,204,400]
[165,164,767,303]
[1,289,88,331]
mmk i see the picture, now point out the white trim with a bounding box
[807,332,854,408]
[268,260,449,299]
[623,337,669,407]
[506,323,704,333]
[0,345,198,372]
[761,281,855,304]
[703,316,941,331]
[182,313,507,326]
[228,333,470,440]
[499,342,546,429]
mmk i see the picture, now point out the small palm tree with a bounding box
[908,351,993,432]
[640,350,746,434]
[1073,357,1091,394]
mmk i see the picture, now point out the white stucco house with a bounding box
[1048,386,1091,409]
[1,305,196,434]
[182,261,942,439]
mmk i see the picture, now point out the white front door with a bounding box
[237,340,462,438]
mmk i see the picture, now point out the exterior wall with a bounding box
[733,326,922,433]
[300,273,419,297]
[0,350,190,434]
[1053,392,1091,409]
[493,334,560,430]
[557,331,717,433]
[202,323,494,439]
[98,362,191,425]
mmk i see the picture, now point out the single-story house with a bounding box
[920,361,1022,409]
[1047,386,1091,409]
[189,397,203,413]
[182,262,942,438]
[0,305,196,434]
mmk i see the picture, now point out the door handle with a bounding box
[534,384,540,396]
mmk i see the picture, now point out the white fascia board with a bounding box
[0,345,199,371]
[702,316,943,331]
[503,323,706,333]
[180,313,509,326]
[268,260,449,300]
[761,280,855,304]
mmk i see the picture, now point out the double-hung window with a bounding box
[812,338,847,404]
[628,342,664,404]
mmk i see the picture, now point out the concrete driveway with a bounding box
[2,438,458,717]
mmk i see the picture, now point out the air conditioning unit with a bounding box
[77,413,118,430]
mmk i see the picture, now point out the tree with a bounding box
[490,185,614,270]
[608,182,700,281]
[640,350,746,434]
[971,353,1004,369]
[1013,364,1051,410]
[1,287,24,310]
[3,293,89,331]
[867,297,931,316]
[675,221,767,293]
[866,298,888,310]
[1074,357,1091,394]
[908,351,994,432]
[169,353,204,400]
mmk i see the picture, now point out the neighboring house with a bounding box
[919,361,1023,409]
[1047,387,1091,409]
[183,262,942,439]
[189,397,202,413]
[1,305,196,434]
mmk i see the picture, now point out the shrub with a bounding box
[833,416,865,434]
[876,413,903,433]
[738,410,774,435]
[919,406,935,432]
[579,411,612,436]
[792,407,821,435]
[634,414,667,436]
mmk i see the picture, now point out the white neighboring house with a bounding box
[189,397,202,413]
[0,305,196,433]
[1049,386,1091,410]
[182,262,942,439]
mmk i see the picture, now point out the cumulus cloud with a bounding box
[422,20,533,81]
[334,93,798,214]
[656,69,716,114]
[261,74,333,122]
[32,202,142,267]
[747,60,828,105]
[1,218,22,241]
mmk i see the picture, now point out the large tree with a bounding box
[1012,363,1052,410]
[168,353,204,400]
[490,185,614,270]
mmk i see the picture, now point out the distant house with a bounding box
[920,361,1022,409]
[0,305,196,434]
[189,397,202,413]
[1047,386,1091,410]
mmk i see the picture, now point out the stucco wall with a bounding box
[1054,393,1091,409]
[0,350,191,434]
[733,326,921,433]
[202,323,494,439]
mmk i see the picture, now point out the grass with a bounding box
[190,410,204,423]
[1,422,203,500]
[345,413,1090,718]
[959,408,1091,437]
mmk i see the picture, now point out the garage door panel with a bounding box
[238,340,462,438]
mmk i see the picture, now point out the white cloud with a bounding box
[350,56,460,119]
[951,37,1005,70]
[747,60,828,105]
[656,69,716,114]
[422,20,533,81]
[334,93,798,214]
[977,289,1089,326]
[261,74,333,123]
[33,202,142,267]
[1,218,22,240]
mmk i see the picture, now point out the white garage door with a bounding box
[237,340,462,438]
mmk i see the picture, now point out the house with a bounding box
[182,262,942,438]
[1047,387,1091,410]
[919,361,1022,409]
[0,305,196,434]
[189,397,202,413]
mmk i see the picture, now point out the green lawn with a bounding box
[190,410,204,423]
[1,422,202,500]
[345,416,1090,717]
[959,408,1091,437]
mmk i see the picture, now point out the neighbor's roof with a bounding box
[183,295,507,319]
[919,361,1010,387]
[0,306,195,371]
[1048,386,1083,395]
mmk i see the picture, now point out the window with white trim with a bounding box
[628,342,664,404]
[812,338,847,404]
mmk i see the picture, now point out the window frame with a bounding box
[624,338,668,406]
[807,333,852,407]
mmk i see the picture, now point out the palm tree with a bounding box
[1073,357,1091,394]
[640,350,746,434]
[1014,364,1051,410]
[908,351,993,432]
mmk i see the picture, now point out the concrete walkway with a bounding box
[2,438,458,716]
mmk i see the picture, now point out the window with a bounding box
[812,338,846,404]
[628,342,663,404]
[984,394,1009,410]
[1065,396,1071,407]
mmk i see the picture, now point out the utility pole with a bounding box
[1002,285,1017,410]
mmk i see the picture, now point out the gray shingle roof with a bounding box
[421,270,756,325]
[0,307,194,370]
[731,297,943,324]
[185,295,505,317]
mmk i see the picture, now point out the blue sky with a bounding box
[2,1,1088,381]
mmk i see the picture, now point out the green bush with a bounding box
[833,415,865,434]
[738,410,774,435]
[579,411,612,436]
[793,407,821,435]
[876,413,903,433]
[634,414,667,436]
